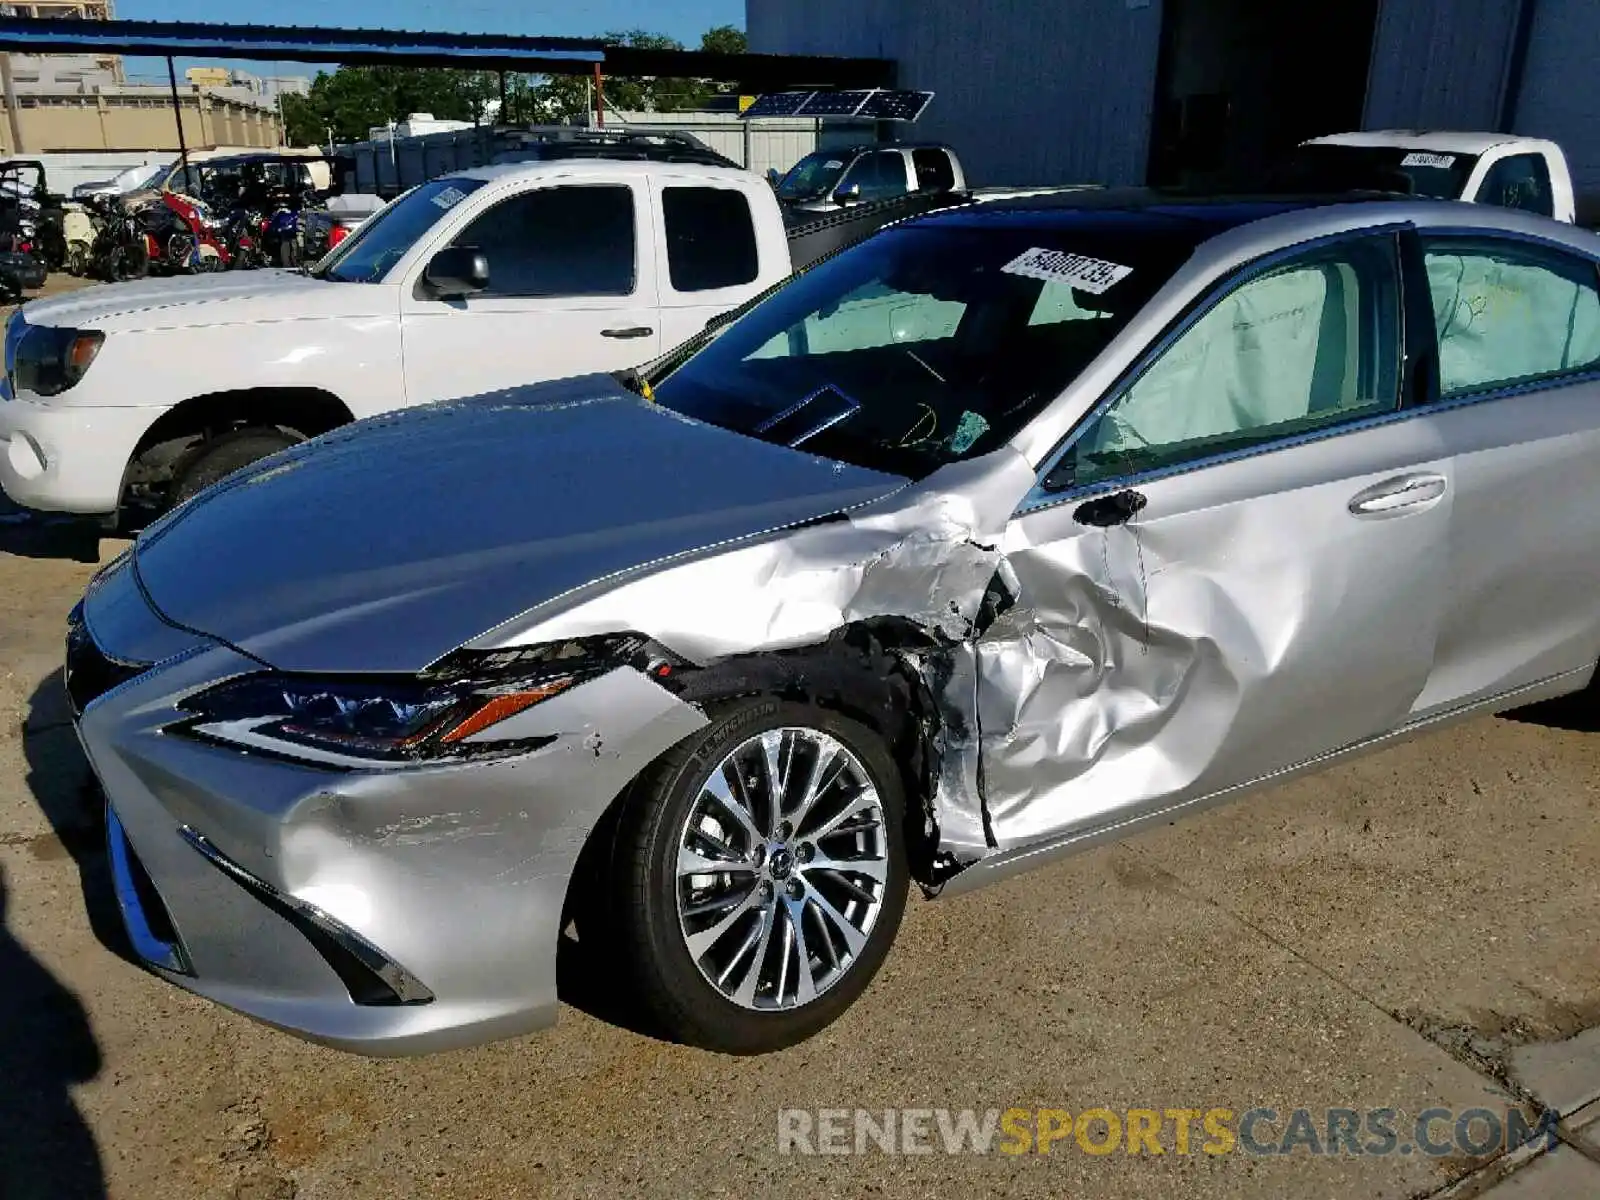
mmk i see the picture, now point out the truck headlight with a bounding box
[14,325,104,396]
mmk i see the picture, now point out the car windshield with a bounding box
[777,151,853,201]
[311,176,485,283]
[653,220,1192,479]
[1264,145,1479,200]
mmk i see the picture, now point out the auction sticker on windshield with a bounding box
[1401,152,1456,169]
[1002,248,1132,294]
[431,186,469,210]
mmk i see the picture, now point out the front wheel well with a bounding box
[560,622,946,944]
[121,387,355,509]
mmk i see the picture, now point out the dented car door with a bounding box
[971,232,1456,853]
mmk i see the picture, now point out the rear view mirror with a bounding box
[423,246,489,298]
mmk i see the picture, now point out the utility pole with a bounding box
[165,56,191,184]
[0,53,23,155]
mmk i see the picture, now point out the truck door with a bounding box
[399,178,662,403]
[652,180,784,353]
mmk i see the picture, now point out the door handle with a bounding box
[601,326,654,339]
[1347,472,1448,517]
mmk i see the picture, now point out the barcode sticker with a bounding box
[1401,152,1456,169]
[1001,248,1132,294]
[431,186,468,209]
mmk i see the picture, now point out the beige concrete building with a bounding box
[0,85,284,155]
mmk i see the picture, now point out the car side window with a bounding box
[448,184,635,298]
[841,152,908,202]
[1474,154,1554,218]
[1421,236,1600,397]
[663,186,758,292]
[912,148,955,192]
[1062,236,1402,489]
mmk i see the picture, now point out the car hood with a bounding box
[20,269,395,333]
[131,377,909,674]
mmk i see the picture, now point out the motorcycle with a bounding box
[146,190,228,273]
[259,187,313,268]
[83,193,150,282]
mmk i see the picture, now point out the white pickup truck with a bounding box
[1283,131,1577,222]
[0,157,814,523]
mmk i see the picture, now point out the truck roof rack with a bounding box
[489,127,740,170]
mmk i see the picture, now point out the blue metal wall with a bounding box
[1512,0,1600,190]
[748,0,1166,187]
[1362,0,1521,130]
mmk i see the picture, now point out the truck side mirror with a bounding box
[833,182,861,205]
[423,246,488,299]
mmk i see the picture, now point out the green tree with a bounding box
[277,26,748,144]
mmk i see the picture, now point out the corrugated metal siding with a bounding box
[749,0,1164,187]
[1512,0,1600,191]
[1363,0,1520,129]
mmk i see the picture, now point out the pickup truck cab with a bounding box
[1282,131,1576,223]
[0,158,794,521]
[776,143,967,214]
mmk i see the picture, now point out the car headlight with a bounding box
[14,324,103,396]
[172,634,685,766]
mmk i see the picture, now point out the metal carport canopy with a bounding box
[0,17,895,89]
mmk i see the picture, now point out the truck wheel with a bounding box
[603,698,909,1054]
[169,427,302,508]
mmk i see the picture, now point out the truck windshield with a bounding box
[1264,145,1479,200]
[777,151,852,202]
[312,177,486,283]
[653,221,1192,479]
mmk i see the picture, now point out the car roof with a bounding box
[914,186,1403,234]
[451,158,754,184]
[1303,130,1555,155]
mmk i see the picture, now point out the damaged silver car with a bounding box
[69,191,1600,1055]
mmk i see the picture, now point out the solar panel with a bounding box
[796,89,874,117]
[741,91,813,118]
[857,90,935,121]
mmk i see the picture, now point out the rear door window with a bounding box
[1421,236,1600,396]
[663,186,759,292]
[449,184,635,298]
[1474,154,1555,218]
[912,148,956,192]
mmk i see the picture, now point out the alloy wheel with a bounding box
[675,727,890,1012]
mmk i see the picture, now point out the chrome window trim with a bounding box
[1018,220,1600,517]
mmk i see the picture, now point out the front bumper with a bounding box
[72,600,708,1055]
[0,389,164,515]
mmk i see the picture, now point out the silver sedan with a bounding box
[69,191,1600,1055]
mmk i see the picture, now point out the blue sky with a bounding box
[116,0,745,86]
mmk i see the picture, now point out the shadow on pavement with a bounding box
[0,861,107,1198]
[23,673,135,966]
[1499,684,1600,734]
[0,496,104,562]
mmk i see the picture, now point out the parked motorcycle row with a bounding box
[0,153,351,290]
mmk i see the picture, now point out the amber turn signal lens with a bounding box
[438,678,574,744]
